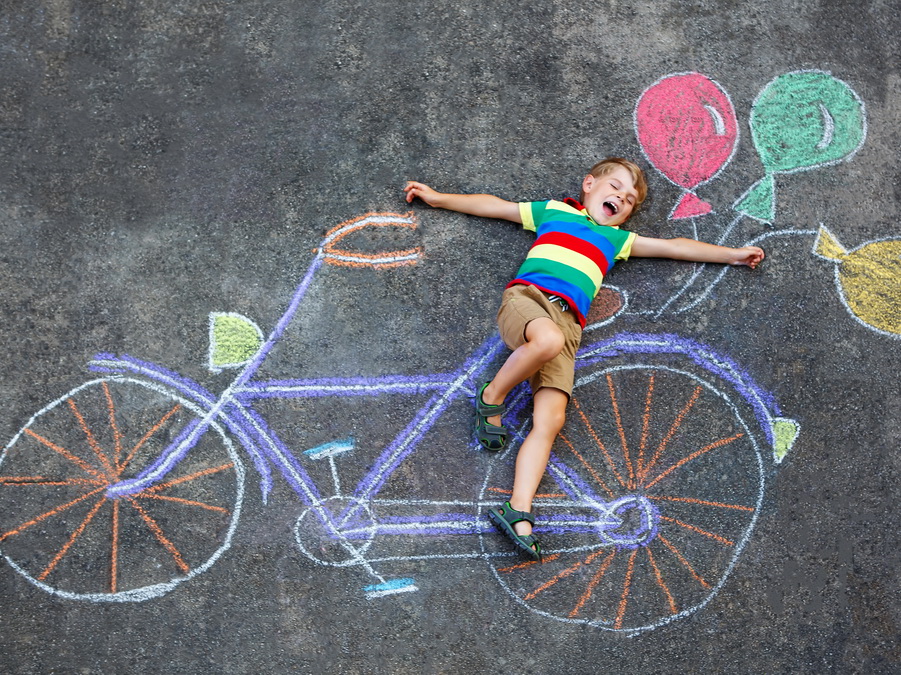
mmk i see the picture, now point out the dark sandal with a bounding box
[475,382,507,451]
[488,501,542,561]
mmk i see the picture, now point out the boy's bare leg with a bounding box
[480,317,564,426]
[508,386,568,538]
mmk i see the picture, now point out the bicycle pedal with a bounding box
[363,578,418,599]
[304,438,355,460]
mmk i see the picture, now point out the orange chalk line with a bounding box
[645,546,677,616]
[486,487,568,499]
[524,547,610,601]
[0,476,103,487]
[119,403,182,474]
[639,385,702,484]
[322,212,422,268]
[0,486,106,542]
[606,374,636,490]
[637,372,656,478]
[101,382,125,469]
[498,553,561,573]
[643,431,745,490]
[111,499,119,594]
[142,462,235,494]
[23,429,106,481]
[571,397,627,491]
[569,548,617,619]
[647,494,755,512]
[138,493,230,514]
[660,516,734,546]
[68,398,117,479]
[557,433,616,500]
[126,497,189,574]
[614,548,640,630]
[657,534,710,589]
[38,495,106,582]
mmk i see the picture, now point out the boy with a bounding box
[403,158,764,560]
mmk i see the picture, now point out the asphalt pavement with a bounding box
[0,1,899,673]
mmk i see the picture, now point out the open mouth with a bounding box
[603,201,619,217]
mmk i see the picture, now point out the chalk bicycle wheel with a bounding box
[480,360,764,633]
[0,377,244,601]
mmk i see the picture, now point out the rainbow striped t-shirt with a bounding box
[507,198,636,328]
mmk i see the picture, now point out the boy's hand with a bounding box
[730,246,765,269]
[404,181,444,207]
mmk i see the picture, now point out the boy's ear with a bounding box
[582,174,595,193]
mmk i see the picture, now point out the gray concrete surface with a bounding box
[0,1,899,672]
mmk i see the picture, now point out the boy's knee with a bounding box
[527,321,566,361]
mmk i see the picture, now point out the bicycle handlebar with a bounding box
[318,211,422,269]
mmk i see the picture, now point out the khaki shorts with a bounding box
[496,284,583,396]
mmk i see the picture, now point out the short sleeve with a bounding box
[518,201,546,233]
[616,231,637,260]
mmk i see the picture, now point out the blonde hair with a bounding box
[580,157,647,210]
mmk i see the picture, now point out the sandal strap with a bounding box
[496,501,535,526]
[476,382,506,417]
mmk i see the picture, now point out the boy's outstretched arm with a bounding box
[631,235,765,269]
[404,181,522,224]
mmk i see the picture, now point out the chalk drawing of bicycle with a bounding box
[0,210,801,634]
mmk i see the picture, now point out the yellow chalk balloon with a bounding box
[814,226,901,336]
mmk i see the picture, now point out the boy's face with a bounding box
[581,166,639,227]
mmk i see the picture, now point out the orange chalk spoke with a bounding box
[143,462,235,494]
[0,476,104,487]
[101,382,125,468]
[23,429,106,481]
[0,486,106,542]
[569,548,617,618]
[498,553,561,573]
[119,403,182,473]
[138,493,230,515]
[646,546,677,616]
[637,373,655,477]
[68,398,116,478]
[111,499,120,594]
[658,534,710,589]
[643,432,745,490]
[614,548,640,629]
[606,374,636,489]
[126,498,190,574]
[571,397,627,490]
[660,516,734,546]
[639,385,701,484]
[647,494,755,512]
[524,548,609,601]
[558,433,615,500]
[37,496,106,582]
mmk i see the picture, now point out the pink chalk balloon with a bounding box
[635,73,738,219]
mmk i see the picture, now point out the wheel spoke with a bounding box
[101,382,125,469]
[0,486,106,542]
[119,403,182,473]
[38,496,107,582]
[137,493,230,514]
[570,397,628,490]
[645,546,677,616]
[606,374,636,489]
[125,497,190,574]
[639,385,702,483]
[643,431,744,490]
[141,462,235,494]
[569,548,617,618]
[67,398,116,479]
[660,516,734,546]
[613,548,640,629]
[22,429,106,481]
